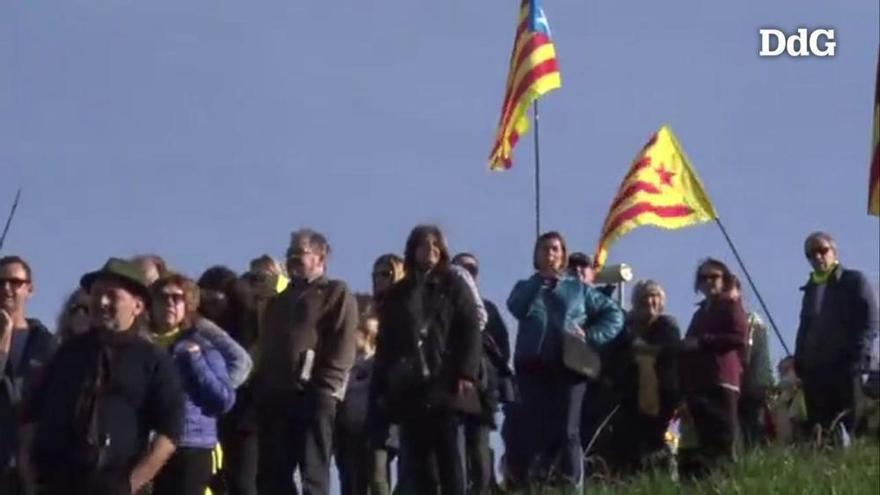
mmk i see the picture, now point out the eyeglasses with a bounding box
[68,304,89,315]
[372,269,394,280]
[158,292,186,304]
[806,246,832,258]
[0,278,30,289]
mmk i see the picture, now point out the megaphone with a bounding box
[594,263,634,285]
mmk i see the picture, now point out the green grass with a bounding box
[515,440,880,495]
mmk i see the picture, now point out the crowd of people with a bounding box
[0,226,877,495]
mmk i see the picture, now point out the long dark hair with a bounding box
[403,224,451,275]
[693,257,737,293]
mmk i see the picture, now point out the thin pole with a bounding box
[715,218,792,356]
[533,101,541,239]
[0,188,21,253]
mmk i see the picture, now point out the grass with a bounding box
[513,440,880,495]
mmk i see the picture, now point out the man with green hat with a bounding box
[19,258,185,495]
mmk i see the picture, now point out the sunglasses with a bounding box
[806,246,831,258]
[158,292,187,304]
[68,304,89,315]
[0,278,30,289]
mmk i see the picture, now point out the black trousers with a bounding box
[220,426,259,495]
[683,387,739,479]
[464,420,493,495]
[38,469,130,495]
[152,447,214,495]
[400,410,464,495]
[336,426,370,495]
[257,392,337,495]
[803,367,855,433]
[738,396,766,450]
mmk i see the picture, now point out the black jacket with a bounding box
[795,265,880,375]
[0,319,56,469]
[372,267,482,419]
[23,329,184,476]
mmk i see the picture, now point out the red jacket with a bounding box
[680,298,748,393]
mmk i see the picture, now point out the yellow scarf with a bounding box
[810,262,839,285]
[153,327,181,350]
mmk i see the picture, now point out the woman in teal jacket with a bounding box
[507,231,624,488]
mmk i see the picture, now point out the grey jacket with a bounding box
[795,264,880,375]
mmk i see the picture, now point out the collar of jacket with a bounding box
[290,275,329,289]
[800,263,844,291]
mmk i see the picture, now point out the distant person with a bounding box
[728,278,774,449]
[131,254,170,286]
[567,252,596,285]
[0,256,56,494]
[148,274,235,495]
[794,231,879,435]
[678,258,747,479]
[55,288,92,343]
[20,258,184,495]
[507,232,623,489]
[255,229,359,495]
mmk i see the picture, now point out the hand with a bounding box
[570,325,587,340]
[0,309,12,353]
[457,379,475,395]
[129,473,146,494]
[183,342,201,354]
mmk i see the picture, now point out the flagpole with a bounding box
[0,188,22,253]
[533,101,542,239]
[714,218,792,356]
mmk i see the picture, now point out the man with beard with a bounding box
[19,258,184,495]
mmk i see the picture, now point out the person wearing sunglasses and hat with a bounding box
[19,258,185,495]
[0,256,56,495]
[795,231,879,436]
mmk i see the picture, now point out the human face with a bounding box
[0,262,31,316]
[640,289,664,317]
[67,290,92,336]
[154,284,187,332]
[90,278,145,332]
[697,266,725,298]
[372,262,397,295]
[576,265,595,285]
[452,255,479,280]
[805,238,837,272]
[199,288,228,321]
[414,234,442,270]
[536,238,564,274]
[287,241,325,280]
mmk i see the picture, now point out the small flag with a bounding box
[595,126,718,268]
[869,48,879,216]
[489,0,561,171]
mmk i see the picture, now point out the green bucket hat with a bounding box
[80,257,152,304]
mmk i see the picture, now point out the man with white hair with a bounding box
[794,231,879,435]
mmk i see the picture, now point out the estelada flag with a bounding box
[488,0,561,170]
[595,126,717,268]
[869,48,879,216]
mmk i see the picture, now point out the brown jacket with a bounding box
[256,276,358,400]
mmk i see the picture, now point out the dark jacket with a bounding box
[168,327,236,449]
[795,264,880,376]
[24,328,184,475]
[679,298,748,393]
[372,267,482,419]
[337,354,374,434]
[0,319,56,469]
[620,314,682,417]
[256,276,359,400]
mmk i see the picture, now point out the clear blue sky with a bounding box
[2,1,879,367]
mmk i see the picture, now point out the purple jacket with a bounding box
[680,298,748,393]
[170,328,236,449]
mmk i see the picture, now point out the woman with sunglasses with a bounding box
[55,288,92,343]
[678,258,748,479]
[149,273,235,495]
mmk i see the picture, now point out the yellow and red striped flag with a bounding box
[595,126,718,268]
[869,48,880,216]
[488,0,561,170]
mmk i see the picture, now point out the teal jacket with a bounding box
[507,274,624,368]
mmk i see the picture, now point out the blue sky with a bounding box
[2,1,878,368]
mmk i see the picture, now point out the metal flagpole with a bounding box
[0,188,22,253]
[714,218,792,356]
[533,101,542,239]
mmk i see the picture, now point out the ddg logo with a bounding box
[759,28,836,57]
